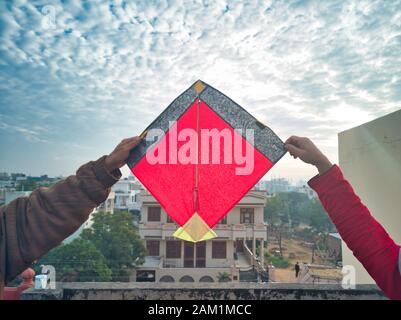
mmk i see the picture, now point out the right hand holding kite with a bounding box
[285,136,332,175]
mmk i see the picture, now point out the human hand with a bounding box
[104,136,141,172]
[285,136,332,175]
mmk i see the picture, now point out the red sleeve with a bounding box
[308,165,401,300]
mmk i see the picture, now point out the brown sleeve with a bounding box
[1,155,121,281]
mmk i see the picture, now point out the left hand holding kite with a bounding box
[105,136,142,172]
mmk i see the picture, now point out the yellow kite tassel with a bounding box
[173,212,217,242]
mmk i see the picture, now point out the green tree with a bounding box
[82,211,146,281]
[264,252,290,268]
[265,192,334,233]
[277,192,311,227]
[35,239,112,282]
[217,272,231,282]
[307,199,335,232]
[264,196,285,226]
[264,192,311,227]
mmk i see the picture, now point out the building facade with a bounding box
[111,178,141,212]
[135,189,268,283]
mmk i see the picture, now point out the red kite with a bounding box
[127,80,286,242]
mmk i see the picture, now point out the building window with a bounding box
[240,208,254,224]
[148,206,161,222]
[212,241,227,259]
[146,240,160,256]
[219,216,227,224]
[166,240,181,258]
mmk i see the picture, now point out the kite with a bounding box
[127,80,286,242]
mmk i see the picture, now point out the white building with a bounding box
[134,189,269,283]
[93,191,115,215]
[112,178,141,212]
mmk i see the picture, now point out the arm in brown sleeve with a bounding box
[1,155,121,282]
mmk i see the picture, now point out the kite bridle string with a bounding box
[194,97,200,213]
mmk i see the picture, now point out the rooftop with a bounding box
[21,282,386,300]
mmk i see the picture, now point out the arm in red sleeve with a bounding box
[308,165,401,300]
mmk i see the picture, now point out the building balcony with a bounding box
[20,283,386,300]
[138,256,234,270]
[139,223,267,240]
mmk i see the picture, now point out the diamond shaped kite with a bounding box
[127,80,286,242]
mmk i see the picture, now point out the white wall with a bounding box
[226,206,264,224]
[338,109,401,284]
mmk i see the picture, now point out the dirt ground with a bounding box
[266,238,327,283]
[271,268,297,283]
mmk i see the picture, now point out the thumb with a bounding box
[285,143,304,158]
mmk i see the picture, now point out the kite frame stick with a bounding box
[193,96,200,213]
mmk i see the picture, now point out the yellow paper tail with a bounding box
[173,212,217,242]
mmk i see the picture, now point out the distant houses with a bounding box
[255,178,316,199]
[0,172,62,205]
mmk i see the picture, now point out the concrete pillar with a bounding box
[260,239,264,267]
[180,241,184,268]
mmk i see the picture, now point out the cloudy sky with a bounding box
[0,0,400,182]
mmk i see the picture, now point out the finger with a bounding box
[124,136,141,148]
[285,136,302,145]
[285,143,304,158]
[121,136,140,146]
[119,138,131,146]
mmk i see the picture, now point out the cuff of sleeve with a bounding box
[398,249,401,277]
[93,155,122,188]
[307,164,343,195]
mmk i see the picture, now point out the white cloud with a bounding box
[0,0,400,178]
